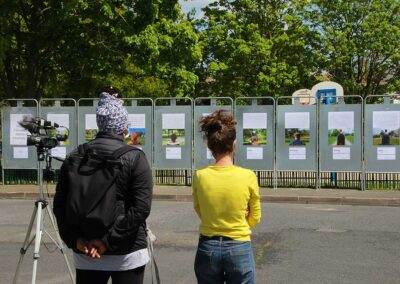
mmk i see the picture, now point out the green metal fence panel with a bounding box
[319,96,363,172]
[77,98,98,144]
[234,97,275,171]
[276,96,317,171]
[2,100,38,170]
[124,98,153,165]
[154,98,193,170]
[364,95,400,173]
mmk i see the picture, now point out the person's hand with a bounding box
[245,206,250,218]
[76,238,89,254]
[87,239,106,259]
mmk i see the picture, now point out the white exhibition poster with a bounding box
[128,114,146,128]
[289,147,306,160]
[85,114,97,130]
[246,147,263,160]
[285,112,310,129]
[47,113,69,128]
[328,112,354,130]
[51,147,67,159]
[10,114,30,145]
[243,113,267,129]
[13,147,28,159]
[372,111,400,130]
[377,147,396,160]
[332,147,351,160]
[166,147,181,160]
[162,113,185,129]
[206,148,214,160]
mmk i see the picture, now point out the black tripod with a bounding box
[13,146,75,284]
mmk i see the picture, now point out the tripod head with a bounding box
[45,154,65,181]
[43,150,55,182]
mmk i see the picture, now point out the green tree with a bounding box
[194,0,319,99]
[0,0,131,99]
[306,0,400,97]
[121,12,202,98]
[0,0,201,99]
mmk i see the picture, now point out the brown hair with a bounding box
[199,110,237,155]
[170,132,177,142]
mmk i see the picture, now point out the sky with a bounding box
[179,0,214,18]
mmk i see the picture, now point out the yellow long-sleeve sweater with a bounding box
[192,166,261,241]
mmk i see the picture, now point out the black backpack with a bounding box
[64,143,139,238]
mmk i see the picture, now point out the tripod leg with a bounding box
[31,200,45,284]
[13,205,38,284]
[44,205,76,284]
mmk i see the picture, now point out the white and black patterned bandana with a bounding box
[96,92,128,134]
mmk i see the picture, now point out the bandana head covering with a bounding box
[96,89,128,134]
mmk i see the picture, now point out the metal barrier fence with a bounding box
[1,95,400,190]
[4,169,399,190]
[154,169,192,186]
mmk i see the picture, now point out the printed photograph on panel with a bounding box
[373,129,400,145]
[126,114,146,146]
[162,129,185,146]
[243,129,267,145]
[372,111,400,145]
[284,112,310,146]
[328,111,354,146]
[85,114,98,142]
[242,113,268,146]
[161,113,185,146]
[328,129,354,146]
[125,128,146,146]
[285,128,310,146]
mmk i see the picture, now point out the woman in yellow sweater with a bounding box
[192,110,261,284]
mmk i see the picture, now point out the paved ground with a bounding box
[1,184,400,206]
[1,200,399,284]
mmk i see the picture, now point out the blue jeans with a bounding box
[194,236,255,284]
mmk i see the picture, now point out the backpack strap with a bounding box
[78,143,138,161]
[111,145,141,160]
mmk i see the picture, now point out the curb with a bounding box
[2,192,399,207]
[262,195,400,207]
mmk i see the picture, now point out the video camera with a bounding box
[19,115,69,149]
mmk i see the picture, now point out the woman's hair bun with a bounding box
[199,109,236,155]
[200,110,236,133]
[205,120,222,133]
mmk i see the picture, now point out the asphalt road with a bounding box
[1,200,399,284]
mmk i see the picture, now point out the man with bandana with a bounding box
[54,87,153,284]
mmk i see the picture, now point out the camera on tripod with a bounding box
[18,115,69,150]
[18,115,69,181]
[13,116,75,283]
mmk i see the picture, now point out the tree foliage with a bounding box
[305,0,400,97]
[0,0,398,100]
[0,0,201,99]
[194,0,320,98]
